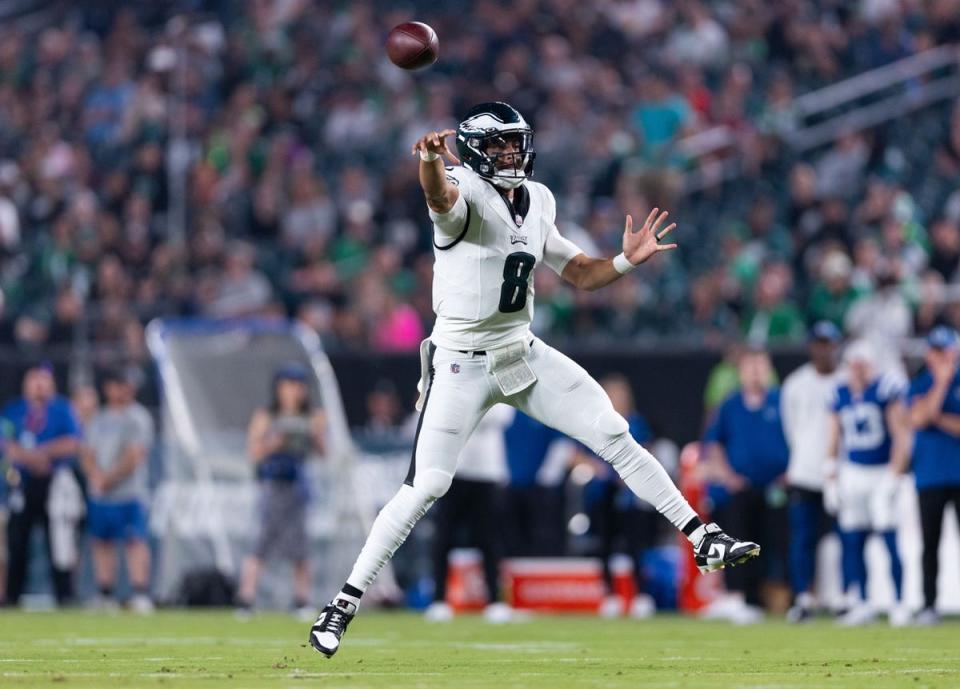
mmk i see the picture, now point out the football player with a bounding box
[780,321,844,622]
[309,102,760,656]
[826,340,910,626]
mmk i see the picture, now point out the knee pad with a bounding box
[583,410,629,455]
[412,468,453,502]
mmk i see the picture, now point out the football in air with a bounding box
[386,21,439,70]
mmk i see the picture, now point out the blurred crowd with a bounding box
[1,0,960,361]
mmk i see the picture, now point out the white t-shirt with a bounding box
[428,166,583,351]
[781,362,845,491]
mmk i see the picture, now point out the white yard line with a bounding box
[31,636,291,647]
[448,641,580,652]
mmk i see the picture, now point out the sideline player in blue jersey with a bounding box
[906,326,960,626]
[826,340,911,627]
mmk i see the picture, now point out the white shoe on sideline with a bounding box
[888,605,911,628]
[89,595,120,613]
[837,604,876,627]
[700,595,737,621]
[629,594,656,620]
[730,603,763,625]
[700,594,762,624]
[424,601,454,623]
[599,595,623,618]
[129,594,155,615]
[483,602,515,624]
[914,608,940,626]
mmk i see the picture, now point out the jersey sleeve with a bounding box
[877,371,907,404]
[544,224,582,275]
[539,186,583,275]
[56,400,81,439]
[428,166,478,241]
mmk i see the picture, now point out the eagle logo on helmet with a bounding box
[456,101,535,190]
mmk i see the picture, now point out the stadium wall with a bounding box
[0,348,805,444]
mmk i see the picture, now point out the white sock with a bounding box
[687,523,708,545]
[602,434,698,530]
[344,484,435,592]
[332,591,361,613]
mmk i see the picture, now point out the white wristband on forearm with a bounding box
[612,252,635,274]
[419,149,439,162]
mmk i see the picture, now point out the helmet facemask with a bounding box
[474,130,535,189]
[456,102,536,190]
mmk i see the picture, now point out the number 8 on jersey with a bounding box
[499,252,535,313]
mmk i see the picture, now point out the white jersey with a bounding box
[428,166,583,351]
[781,362,845,491]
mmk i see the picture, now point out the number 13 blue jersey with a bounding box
[831,374,905,466]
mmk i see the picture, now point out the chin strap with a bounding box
[462,161,527,189]
[491,174,526,190]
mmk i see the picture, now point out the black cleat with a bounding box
[308,600,356,658]
[693,522,761,574]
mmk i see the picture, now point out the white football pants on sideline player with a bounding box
[344,337,697,592]
[837,461,899,532]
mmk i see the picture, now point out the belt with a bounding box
[458,339,534,356]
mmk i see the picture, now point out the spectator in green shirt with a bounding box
[807,250,865,328]
[743,263,806,345]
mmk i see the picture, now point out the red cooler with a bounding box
[502,558,605,612]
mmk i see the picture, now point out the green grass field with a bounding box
[0,610,958,689]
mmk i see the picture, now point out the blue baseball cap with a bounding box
[274,361,310,382]
[809,320,842,343]
[927,326,959,350]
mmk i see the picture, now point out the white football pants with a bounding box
[837,461,900,532]
[344,337,697,592]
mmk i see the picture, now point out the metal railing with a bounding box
[780,44,960,150]
[675,44,960,194]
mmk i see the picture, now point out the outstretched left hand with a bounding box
[622,208,677,266]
